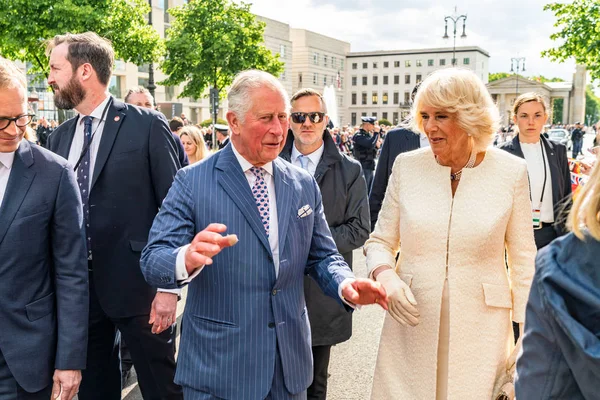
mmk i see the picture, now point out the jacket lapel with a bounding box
[274,158,292,257]
[91,98,125,189]
[511,135,525,158]
[54,118,78,160]
[0,141,35,246]
[215,146,271,254]
[541,136,561,207]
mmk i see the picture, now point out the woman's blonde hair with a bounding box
[411,68,499,153]
[569,154,600,240]
[512,92,549,134]
[179,126,208,163]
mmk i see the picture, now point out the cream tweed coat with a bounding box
[365,147,536,400]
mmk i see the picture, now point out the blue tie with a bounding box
[78,116,93,259]
[298,155,308,171]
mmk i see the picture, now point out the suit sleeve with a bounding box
[329,161,370,255]
[369,132,393,230]
[52,165,89,370]
[141,169,196,289]
[505,163,536,322]
[148,113,181,206]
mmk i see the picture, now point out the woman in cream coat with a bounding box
[365,68,536,399]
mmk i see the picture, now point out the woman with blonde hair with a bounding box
[179,125,208,164]
[365,68,536,399]
[516,153,600,399]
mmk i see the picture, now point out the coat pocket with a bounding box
[25,292,55,321]
[482,283,512,309]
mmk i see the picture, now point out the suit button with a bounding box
[268,255,273,262]
[272,289,277,296]
[268,322,275,328]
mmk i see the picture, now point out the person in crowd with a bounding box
[571,121,585,158]
[369,83,425,231]
[140,70,387,400]
[179,125,209,164]
[36,116,52,147]
[500,93,572,250]
[45,32,183,400]
[169,116,184,135]
[0,58,89,400]
[180,113,190,125]
[515,150,600,399]
[125,86,188,168]
[279,88,370,400]
[364,68,536,399]
[214,123,230,149]
[352,117,381,192]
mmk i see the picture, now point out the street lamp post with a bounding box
[147,0,157,102]
[443,7,467,66]
[510,57,526,95]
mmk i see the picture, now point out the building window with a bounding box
[405,60,411,67]
[372,112,377,118]
[393,92,399,105]
[352,76,357,86]
[440,59,446,66]
[393,112,399,124]
[313,73,318,84]
[165,85,175,101]
[382,92,388,105]
[324,55,328,66]
[394,75,400,85]
[280,45,286,58]
[416,74,422,83]
[332,56,336,68]
[463,57,470,65]
[382,112,388,120]
[138,77,149,88]
[362,62,368,69]
[323,76,327,86]
[383,75,389,85]
[383,61,389,68]
[373,75,378,85]
[351,93,357,105]
[373,62,378,69]
[361,112,367,117]
[352,62,357,70]
[351,113,357,126]
[428,59,434,66]
[362,76,367,85]
[109,76,122,98]
[298,73,303,84]
[281,71,286,81]
[341,59,344,70]
[404,91,410,104]
[361,92,367,105]
[372,92,378,105]
[313,53,319,65]
[394,61,400,68]
[416,59,422,67]
[451,58,457,65]
[405,74,411,84]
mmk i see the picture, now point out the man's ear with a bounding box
[226,111,239,135]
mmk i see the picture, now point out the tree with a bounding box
[160,0,284,100]
[543,0,600,81]
[552,98,564,125]
[488,72,512,82]
[585,84,600,125]
[378,118,392,126]
[529,75,565,83]
[200,118,228,127]
[0,0,163,76]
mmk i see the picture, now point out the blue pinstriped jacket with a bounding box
[141,144,354,399]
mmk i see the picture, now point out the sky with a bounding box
[245,0,577,82]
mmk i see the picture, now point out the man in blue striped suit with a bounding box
[141,70,387,400]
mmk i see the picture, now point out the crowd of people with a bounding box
[1,30,599,400]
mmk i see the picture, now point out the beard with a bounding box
[52,79,86,110]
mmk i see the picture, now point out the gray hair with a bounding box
[124,86,154,104]
[227,70,289,122]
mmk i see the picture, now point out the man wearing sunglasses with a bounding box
[352,116,381,193]
[0,58,89,400]
[280,88,370,400]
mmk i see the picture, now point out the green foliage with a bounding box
[585,84,600,124]
[488,72,512,82]
[543,0,600,81]
[488,72,565,84]
[200,118,228,127]
[0,0,163,77]
[529,75,565,83]
[378,118,392,126]
[552,98,564,124]
[160,0,284,100]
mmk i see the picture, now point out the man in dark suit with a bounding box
[0,58,88,400]
[279,88,370,400]
[45,32,183,400]
[215,124,230,149]
[141,70,387,399]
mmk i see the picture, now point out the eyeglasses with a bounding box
[0,114,35,131]
[290,112,326,124]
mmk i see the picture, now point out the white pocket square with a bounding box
[297,204,313,218]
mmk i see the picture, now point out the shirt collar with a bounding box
[0,150,16,170]
[230,140,273,176]
[290,140,324,167]
[78,95,111,125]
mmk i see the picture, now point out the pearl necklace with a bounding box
[436,151,477,181]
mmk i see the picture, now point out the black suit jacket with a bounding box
[499,134,572,236]
[0,141,88,391]
[47,98,180,318]
[369,127,421,230]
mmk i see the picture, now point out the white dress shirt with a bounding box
[520,141,555,222]
[0,150,15,210]
[419,133,430,148]
[290,141,324,176]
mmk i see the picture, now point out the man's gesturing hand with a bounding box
[341,278,389,310]
[51,369,81,400]
[185,223,238,274]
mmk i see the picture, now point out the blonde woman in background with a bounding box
[365,68,536,399]
[179,125,208,164]
[516,152,600,399]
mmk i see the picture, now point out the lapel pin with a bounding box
[114,116,120,122]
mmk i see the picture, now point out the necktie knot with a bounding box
[83,116,93,137]
[297,155,309,170]
[250,166,265,179]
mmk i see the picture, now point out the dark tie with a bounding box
[250,167,270,236]
[77,116,93,259]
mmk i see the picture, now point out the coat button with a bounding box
[268,322,275,328]
[272,289,277,296]
[268,255,273,262]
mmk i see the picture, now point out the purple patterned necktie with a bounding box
[250,167,270,236]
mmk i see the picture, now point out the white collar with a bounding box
[230,140,273,176]
[77,95,111,124]
[0,150,16,170]
[291,140,325,166]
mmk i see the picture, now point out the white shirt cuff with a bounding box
[338,277,361,310]
[176,244,204,284]
[157,288,181,295]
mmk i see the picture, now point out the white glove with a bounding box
[376,269,420,326]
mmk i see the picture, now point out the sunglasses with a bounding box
[290,112,326,124]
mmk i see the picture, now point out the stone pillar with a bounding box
[562,95,569,125]
[499,93,507,125]
[570,65,586,124]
